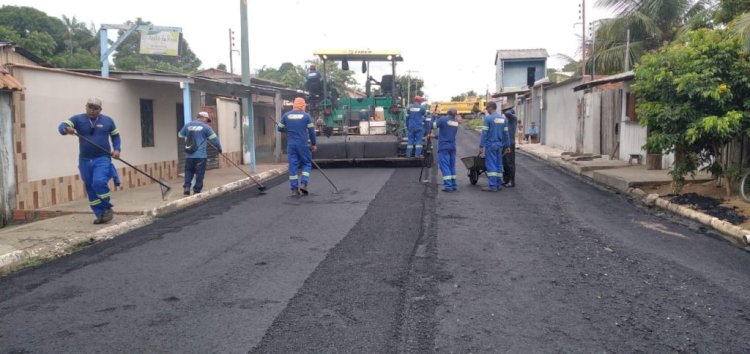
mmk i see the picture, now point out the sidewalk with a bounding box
[517,143,750,247]
[0,163,287,274]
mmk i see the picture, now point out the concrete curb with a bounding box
[147,168,285,218]
[0,167,287,274]
[519,148,750,247]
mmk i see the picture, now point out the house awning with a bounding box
[0,67,23,91]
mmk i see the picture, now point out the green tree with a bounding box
[715,0,750,24]
[216,63,227,71]
[0,6,66,51]
[112,18,201,73]
[256,62,306,89]
[591,0,714,74]
[633,28,750,195]
[450,90,478,102]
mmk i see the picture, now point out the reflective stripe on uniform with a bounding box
[289,175,298,180]
[89,199,102,206]
[443,176,452,181]
[302,171,310,177]
[110,129,119,136]
[415,145,423,148]
[278,123,286,128]
[480,126,489,130]
[64,120,74,127]
[449,175,457,179]
[306,123,314,128]
[97,193,111,199]
[208,133,217,140]
[487,172,501,177]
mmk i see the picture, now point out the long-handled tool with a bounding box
[71,132,172,200]
[206,140,267,194]
[418,134,433,183]
[267,116,340,194]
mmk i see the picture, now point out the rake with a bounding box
[72,132,172,200]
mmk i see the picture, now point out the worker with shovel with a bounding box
[432,108,460,192]
[179,111,223,196]
[58,98,121,224]
[278,97,317,196]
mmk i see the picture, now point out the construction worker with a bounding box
[406,96,426,157]
[58,98,121,225]
[479,101,511,192]
[179,111,222,196]
[501,102,518,187]
[432,108,460,192]
[305,64,323,110]
[278,97,317,196]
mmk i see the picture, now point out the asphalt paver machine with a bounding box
[308,50,430,167]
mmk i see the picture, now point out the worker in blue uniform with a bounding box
[278,97,317,196]
[479,101,511,192]
[406,96,426,157]
[58,98,121,224]
[178,111,222,196]
[432,108,460,192]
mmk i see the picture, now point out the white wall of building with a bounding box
[15,67,183,181]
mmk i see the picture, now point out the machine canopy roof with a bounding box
[313,50,403,62]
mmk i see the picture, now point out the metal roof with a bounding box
[0,67,23,91]
[573,71,634,91]
[0,42,51,67]
[495,49,548,64]
[313,50,403,62]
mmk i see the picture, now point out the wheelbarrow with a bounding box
[461,154,486,185]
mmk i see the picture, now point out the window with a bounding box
[140,99,155,147]
[626,92,638,122]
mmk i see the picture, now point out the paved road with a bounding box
[1,126,750,353]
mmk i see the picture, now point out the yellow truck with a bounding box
[433,97,486,118]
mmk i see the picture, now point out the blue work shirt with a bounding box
[178,120,222,159]
[278,110,316,147]
[406,104,425,131]
[479,112,511,149]
[58,113,121,158]
[433,115,459,151]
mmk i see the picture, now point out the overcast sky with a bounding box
[6,0,613,101]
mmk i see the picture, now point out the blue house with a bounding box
[494,49,548,93]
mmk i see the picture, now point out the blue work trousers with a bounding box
[288,144,312,189]
[438,148,457,190]
[79,156,114,218]
[184,158,207,192]
[407,128,425,157]
[485,142,504,190]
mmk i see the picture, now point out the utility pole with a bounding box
[580,0,586,78]
[406,69,419,104]
[240,0,256,173]
[228,28,239,74]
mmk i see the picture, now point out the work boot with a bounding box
[299,183,309,196]
[183,187,190,196]
[93,216,105,225]
[482,187,498,192]
[102,208,114,223]
[504,181,515,188]
[290,188,301,197]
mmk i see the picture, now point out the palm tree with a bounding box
[591,0,714,74]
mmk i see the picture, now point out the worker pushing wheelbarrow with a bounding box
[461,154,486,185]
